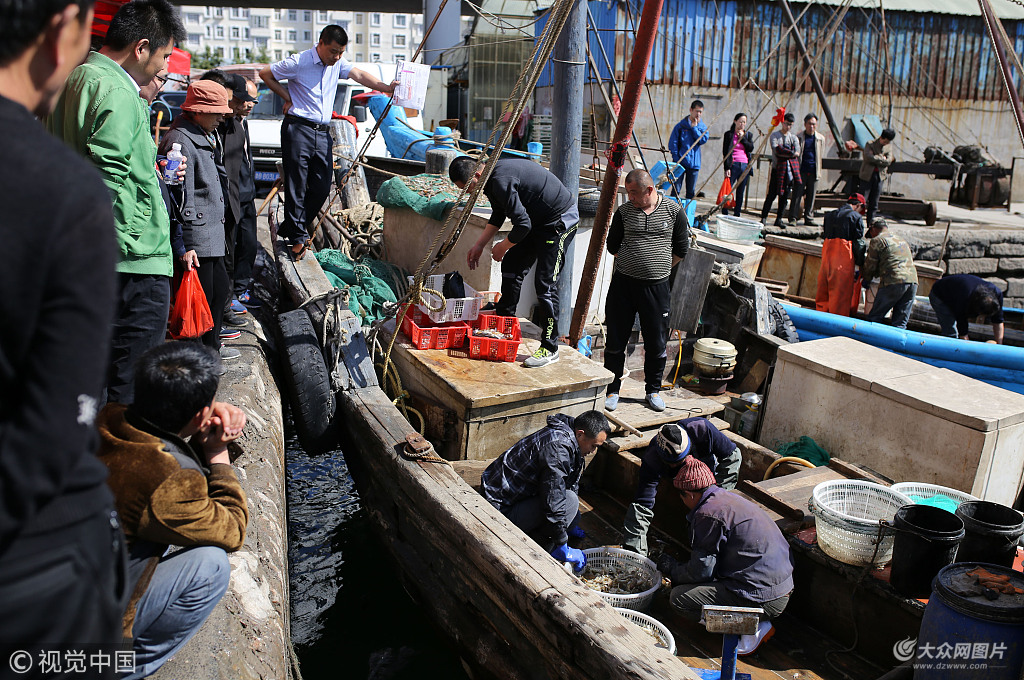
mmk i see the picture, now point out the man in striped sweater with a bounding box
[603,170,691,412]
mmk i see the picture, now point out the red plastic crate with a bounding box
[400,309,470,350]
[468,315,521,362]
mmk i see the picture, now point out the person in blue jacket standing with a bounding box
[669,100,710,199]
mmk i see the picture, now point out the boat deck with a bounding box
[575,490,885,680]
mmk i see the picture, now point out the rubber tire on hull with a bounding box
[278,309,337,454]
[769,297,800,343]
[578,187,601,217]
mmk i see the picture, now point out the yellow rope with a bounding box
[763,456,816,481]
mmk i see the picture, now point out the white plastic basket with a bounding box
[715,214,763,243]
[614,608,677,655]
[580,547,661,611]
[810,480,911,566]
[407,274,481,324]
[891,482,978,511]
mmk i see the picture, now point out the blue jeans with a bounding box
[683,167,699,199]
[125,546,231,679]
[729,162,749,216]
[861,173,882,227]
[502,490,580,552]
[929,291,960,338]
[867,282,917,329]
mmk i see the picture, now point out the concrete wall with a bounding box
[536,86,1021,204]
[152,250,290,680]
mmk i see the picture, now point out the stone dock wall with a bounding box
[896,227,1024,307]
[151,244,291,680]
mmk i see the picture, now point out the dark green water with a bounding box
[285,426,472,679]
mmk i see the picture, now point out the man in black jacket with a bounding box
[0,0,126,669]
[450,157,579,368]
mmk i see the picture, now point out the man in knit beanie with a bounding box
[621,418,742,555]
[659,457,794,655]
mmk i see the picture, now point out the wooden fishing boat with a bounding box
[273,236,927,680]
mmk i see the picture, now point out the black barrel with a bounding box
[954,501,1024,568]
[890,504,965,599]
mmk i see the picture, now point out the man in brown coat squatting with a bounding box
[96,341,249,678]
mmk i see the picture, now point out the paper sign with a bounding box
[392,60,430,111]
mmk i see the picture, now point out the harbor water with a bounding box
[285,423,471,679]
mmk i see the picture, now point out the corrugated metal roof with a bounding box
[808,0,1024,20]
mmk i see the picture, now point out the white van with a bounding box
[248,62,425,184]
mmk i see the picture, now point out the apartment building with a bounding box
[178,6,425,65]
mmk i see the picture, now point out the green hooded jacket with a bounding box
[48,52,171,276]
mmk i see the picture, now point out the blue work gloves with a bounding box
[551,543,587,573]
[568,525,586,540]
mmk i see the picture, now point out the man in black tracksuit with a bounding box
[603,169,689,413]
[450,157,579,368]
[0,0,125,666]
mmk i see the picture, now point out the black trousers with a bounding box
[196,256,230,350]
[0,507,127,677]
[861,173,882,226]
[280,119,333,246]
[760,173,791,225]
[603,273,670,395]
[107,273,171,404]
[233,198,258,297]
[789,176,817,221]
[495,225,577,352]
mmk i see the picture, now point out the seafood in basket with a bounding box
[581,562,652,595]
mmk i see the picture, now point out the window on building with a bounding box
[253,15,268,28]
[204,6,211,16]
[231,26,240,39]
[205,25,212,37]
[274,29,281,40]
[216,47,224,57]
[355,33,363,44]
[288,29,296,42]
[242,9,249,18]
[233,47,241,61]
[230,7,239,18]
[275,50,282,60]
[303,10,312,22]
[370,13,381,26]
[213,7,222,17]
[288,10,297,21]
[370,33,380,46]
[185,12,199,23]
[356,52,365,61]
[393,34,406,47]
[256,36,268,48]
[215,26,224,38]
[356,13,363,24]
[274,9,281,19]
[303,30,311,42]
[394,54,407,63]
[188,33,201,46]
[393,14,407,28]
[245,48,252,60]
[244,27,250,38]
[370,52,381,62]
[319,11,329,21]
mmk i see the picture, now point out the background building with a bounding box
[178,6,426,66]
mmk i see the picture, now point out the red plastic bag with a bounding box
[169,268,214,339]
[717,177,735,209]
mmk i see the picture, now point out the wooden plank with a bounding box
[737,358,770,394]
[737,479,805,520]
[827,457,893,485]
[669,248,716,332]
[335,313,378,389]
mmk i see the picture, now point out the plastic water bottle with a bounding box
[163,143,183,185]
[740,404,759,439]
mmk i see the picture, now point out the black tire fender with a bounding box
[278,309,337,454]
[768,297,800,343]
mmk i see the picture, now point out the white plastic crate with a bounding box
[580,547,661,612]
[407,274,481,324]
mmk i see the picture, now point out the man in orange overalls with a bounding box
[816,194,866,315]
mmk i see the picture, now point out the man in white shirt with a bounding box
[260,25,395,260]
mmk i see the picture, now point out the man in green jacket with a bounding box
[48,0,185,403]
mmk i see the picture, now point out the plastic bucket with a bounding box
[954,501,1024,568]
[916,562,1024,679]
[889,504,965,599]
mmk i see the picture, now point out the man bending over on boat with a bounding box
[603,169,690,414]
[481,411,610,572]
[928,273,1005,344]
[96,341,249,678]
[621,420,741,555]
[451,156,579,368]
[659,457,794,656]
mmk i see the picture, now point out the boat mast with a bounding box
[977,0,1024,149]
[569,0,665,346]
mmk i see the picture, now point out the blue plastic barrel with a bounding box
[915,562,1024,679]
